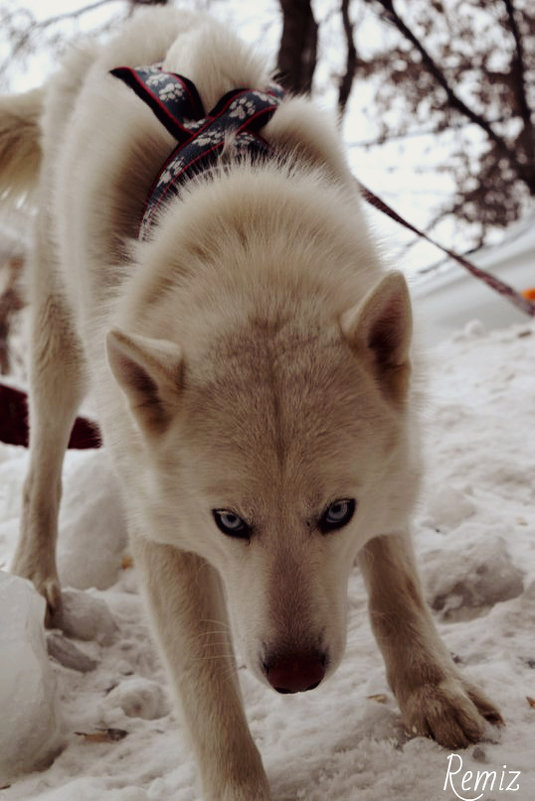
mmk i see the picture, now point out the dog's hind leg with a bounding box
[131,535,271,801]
[11,221,86,626]
[358,532,503,749]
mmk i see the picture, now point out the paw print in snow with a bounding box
[229,97,256,121]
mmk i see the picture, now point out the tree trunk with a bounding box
[277,0,318,94]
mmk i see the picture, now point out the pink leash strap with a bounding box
[359,183,535,318]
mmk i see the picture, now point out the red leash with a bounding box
[359,183,535,318]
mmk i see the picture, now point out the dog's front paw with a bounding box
[217,785,271,801]
[401,675,504,749]
[11,558,62,628]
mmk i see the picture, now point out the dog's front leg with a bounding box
[11,233,86,625]
[358,532,503,748]
[131,534,270,801]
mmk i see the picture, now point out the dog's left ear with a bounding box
[106,329,183,434]
[340,271,412,405]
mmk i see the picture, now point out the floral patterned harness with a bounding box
[111,65,284,241]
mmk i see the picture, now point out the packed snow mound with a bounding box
[425,537,524,621]
[0,572,63,783]
[46,632,99,673]
[22,779,149,801]
[423,483,476,531]
[57,451,128,590]
[59,588,119,645]
[105,677,170,720]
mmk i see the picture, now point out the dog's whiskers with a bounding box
[192,652,237,664]
[195,629,232,638]
[199,618,232,631]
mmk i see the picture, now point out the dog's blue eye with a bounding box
[212,509,251,540]
[319,499,356,533]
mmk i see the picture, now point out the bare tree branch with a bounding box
[367,0,534,192]
[502,0,535,185]
[277,0,318,94]
[30,0,122,31]
[0,0,125,81]
[348,115,511,148]
[0,0,170,85]
[338,0,358,116]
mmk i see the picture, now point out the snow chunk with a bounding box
[30,778,149,801]
[426,537,524,621]
[0,572,63,782]
[106,677,170,720]
[424,484,476,530]
[453,319,487,341]
[47,632,98,673]
[58,451,128,590]
[59,588,118,645]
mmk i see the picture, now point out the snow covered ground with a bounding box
[0,313,534,801]
[410,213,535,344]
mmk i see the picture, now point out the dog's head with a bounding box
[107,271,418,692]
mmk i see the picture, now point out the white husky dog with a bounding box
[1,8,501,799]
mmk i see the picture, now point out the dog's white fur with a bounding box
[1,9,501,799]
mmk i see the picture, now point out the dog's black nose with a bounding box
[263,649,327,694]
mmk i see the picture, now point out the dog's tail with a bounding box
[0,87,44,203]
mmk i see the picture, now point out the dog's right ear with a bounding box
[340,271,412,405]
[106,329,183,435]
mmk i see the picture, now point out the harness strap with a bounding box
[110,66,204,141]
[111,65,283,239]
